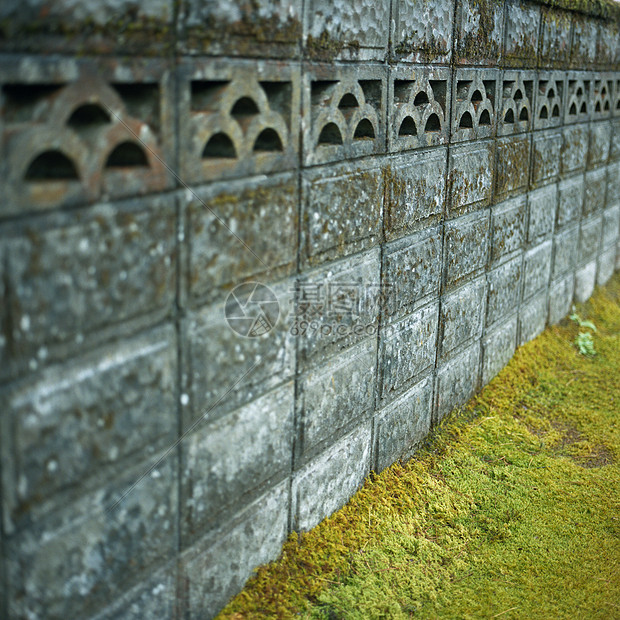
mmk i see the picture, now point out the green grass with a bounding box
[219,273,620,620]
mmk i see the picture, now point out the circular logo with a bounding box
[225,282,280,338]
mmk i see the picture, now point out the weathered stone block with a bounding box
[180,483,289,620]
[533,71,564,130]
[1,326,177,533]
[579,216,603,264]
[597,245,616,286]
[5,451,177,620]
[608,161,620,204]
[303,64,387,166]
[531,129,562,188]
[596,23,619,68]
[435,342,480,422]
[451,69,498,142]
[503,0,540,67]
[181,384,293,541]
[454,0,504,65]
[178,59,300,185]
[291,424,371,531]
[539,8,572,68]
[528,184,556,242]
[379,302,438,404]
[299,339,376,457]
[303,0,389,61]
[482,316,517,386]
[548,275,574,325]
[570,15,597,68]
[602,205,620,248]
[391,0,454,64]
[523,241,552,301]
[552,225,579,280]
[187,173,298,305]
[611,120,620,160]
[384,148,446,241]
[592,78,614,121]
[565,74,591,125]
[557,176,584,228]
[490,196,526,264]
[440,277,486,360]
[495,135,530,201]
[519,291,547,345]
[574,261,597,302]
[486,256,522,327]
[388,66,451,152]
[383,228,442,321]
[560,124,588,176]
[301,160,382,268]
[498,70,534,136]
[588,121,611,169]
[448,141,494,217]
[444,210,490,289]
[375,375,433,472]
[584,168,607,216]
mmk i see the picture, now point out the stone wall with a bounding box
[0,1,619,618]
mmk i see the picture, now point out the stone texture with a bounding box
[498,71,534,136]
[452,69,498,143]
[531,129,562,188]
[482,316,517,386]
[602,205,620,248]
[560,124,588,176]
[548,275,574,325]
[574,261,597,302]
[588,121,611,169]
[486,256,523,327]
[584,168,607,216]
[519,291,547,345]
[565,73,591,124]
[570,15,598,68]
[534,72,564,130]
[557,175,584,228]
[454,0,504,65]
[527,184,556,242]
[490,196,526,264]
[523,241,552,301]
[579,216,603,264]
[448,141,494,217]
[597,245,616,285]
[552,225,579,280]
[495,135,531,201]
[539,8,572,68]
[503,0,540,68]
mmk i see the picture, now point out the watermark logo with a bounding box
[225,282,280,338]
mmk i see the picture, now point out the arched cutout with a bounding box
[504,108,515,123]
[353,118,375,140]
[576,87,583,97]
[617,100,620,110]
[67,103,111,129]
[595,102,601,112]
[106,142,149,167]
[398,116,417,136]
[479,109,491,126]
[25,150,79,180]
[602,87,607,96]
[318,122,343,145]
[519,107,529,121]
[579,102,587,114]
[459,111,473,128]
[424,113,441,132]
[540,105,548,119]
[552,105,560,118]
[338,93,359,109]
[548,88,555,99]
[513,89,523,101]
[231,97,259,117]
[202,133,237,159]
[253,128,283,152]
[471,90,483,103]
[604,101,610,111]
[414,91,429,106]
[569,102,577,115]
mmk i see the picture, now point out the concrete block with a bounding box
[448,141,494,217]
[519,291,547,345]
[612,119,620,160]
[180,482,289,620]
[549,275,574,325]
[570,15,598,68]
[391,0,454,64]
[299,339,376,457]
[379,302,439,404]
[187,173,298,305]
[495,135,531,201]
[435,341,480,422]
[602,205,620,248]
[579,216,603,264]
[388,66,451,152]
[178,59,300,185]
[584,168,607,216]
[588,121,611,169]
[303,64,387,166]
[375,375,433,472]
[574,261,597,302]
[301,160,382,268]
[1,326,177,534]
[533,71,564,130]
[291,423,371,531]
[451,69,498,142]
[565,74,591,124]
[560,124,588,176]
[384,148,446,241]
[179,0,301,58]
[439,277,486,360]
[0,57,174,216]
[523,241,552,301]
[503,0,540,67]
[5,451,177,620]
[490,196,526,264]
[557,175,584,228]
[531,129,562,188]
[486,256,523,327]
[383,228,442,322]
[184,277,295,424]
[552,225,579,280]
[444,210,490,289]
[608,161,620,205]
[303,0,389,61]
[539,7,572,68]
[5,196,176,371]
[181,384,293,541]
[597,245,616,286]
[498,70,534,135]
[592,78,614,120]
[482,316,517,386]
[454,0,504,65]
[596,23,619,68]
[527,184,556,243]
[298,249,381,367]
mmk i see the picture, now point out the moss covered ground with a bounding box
[219,272,620,619]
